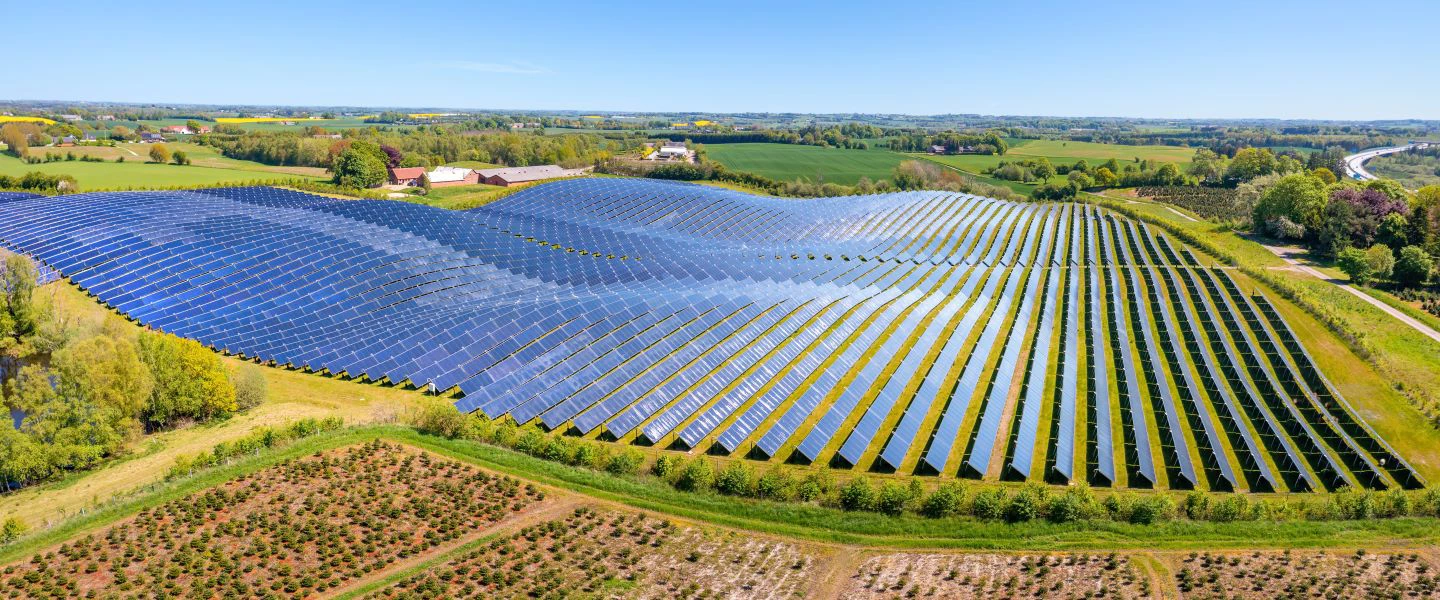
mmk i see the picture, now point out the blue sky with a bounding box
[5,0,1437,120]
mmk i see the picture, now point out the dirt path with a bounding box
[1257,241,1440,345]
[807,547,864,600]
[320,495,584,598]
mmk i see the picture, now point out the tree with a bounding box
[1394,245,1434,287]
[170,150,189,165]
[0,124,33,158]
[1188,149,1225,183]
[138,332,236,429]
[1365,244,1395,281]
[51,334,152,445]
[185,120,202,134]
[1365,179,1411,203]
[1253,174,1328,237]
[1155,162,1184,185]
[1,255,38,348]
[1092,167,1119,188]
[331,146,388,188]
[1067,170,1094,189]
[1336,247,1374,284]
[148,143,170,164]
[1310,167,1338,185]
[1377,212,1410,252]
[1031,158,1056,182]
[1226,147,1277,182]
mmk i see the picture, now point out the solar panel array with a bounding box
[0,179,1423,491]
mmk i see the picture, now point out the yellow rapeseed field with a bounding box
[0,116,56,125]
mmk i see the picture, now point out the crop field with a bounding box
[0,441,544,598]
[0,116,56,125]
[1166,550,1439,598]
[702,143,906,184]
[369,506,815,599]
[0,179,1426,495]
[844,552,1149,598]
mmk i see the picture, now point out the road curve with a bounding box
[1343,143,1430,181]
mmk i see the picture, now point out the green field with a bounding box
[0,143,327,190]
[703,143,907,185]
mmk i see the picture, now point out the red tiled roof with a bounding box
[389,167,425,180]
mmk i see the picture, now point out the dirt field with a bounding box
[1163,549,1439,599]
[840,552,1152,599]
[0,441,543,598]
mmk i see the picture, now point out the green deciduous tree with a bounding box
[1225,147,1277,182]
[139,332,236,429]
[1336,247,1373,284]
[331,146,388,188]
[1253,173,1328,237]
[1394,245,1435,287]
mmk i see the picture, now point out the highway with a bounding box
[1343,142,1430,181]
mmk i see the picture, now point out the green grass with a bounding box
[0,150,326,190]
[703,143,907,185]
[1007,139,1196,164]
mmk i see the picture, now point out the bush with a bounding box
[921,482,966,518]
[1004,486,1045,523]
[714,462,754,496]
[837,478,876,511]
[408,400,470,439]
[754,468,797,501]
[605,449,644,476]
[1129,495,1175,525]
[1366,244,1396,281]
[650,454,683,480]
[233,362,268,410]
[1,518,25,544]
[971,489,1008,521]
[875,481,912,516]
[673,459,714,492]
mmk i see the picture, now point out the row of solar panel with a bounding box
[0,182,1421,492]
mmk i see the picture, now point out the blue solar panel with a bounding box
[0,180,1409,492]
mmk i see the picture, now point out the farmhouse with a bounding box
[478,165,587,187]
[160,126,193,135]
[58,114,83,122]
[139,133,165,143]
[426,166,480,187]
[388,166,426,186]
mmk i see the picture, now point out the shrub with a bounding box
[971,489,1008,521]
[1004,486,1045,523]
[650,454,683,480]
[837,478,876,512]
[714,462,755,496]
[605,449,644,476]
[408,400,469,439]
[1210,494,1252,522]
[796,471,831,502]
[755,469,798,501]
[1047,489,1089,524]
[921,482,966,518]
[233,362,268,410]
[673,459,714,492]
[1,518,25,544]
[1129,495,1175,525]
[875,481,912,516]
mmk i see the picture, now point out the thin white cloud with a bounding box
[438,61,548,75]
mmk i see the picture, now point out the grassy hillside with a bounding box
[702,143,906,185]
[1,142,326,189]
